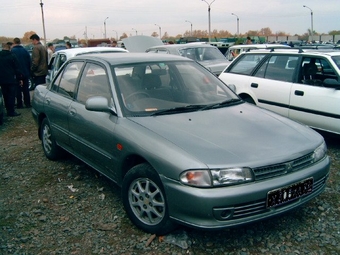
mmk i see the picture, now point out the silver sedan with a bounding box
[32,53,330,235]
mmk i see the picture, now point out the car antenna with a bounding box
[298,48,304,53]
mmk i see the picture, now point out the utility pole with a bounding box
[39,0,47,45]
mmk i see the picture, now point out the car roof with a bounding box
[241,48,340,57]
[228,44,291,50]
[52,47,128,58]
[72,52,193,65]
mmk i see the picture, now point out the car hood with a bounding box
[129,104,322,168]
[200,59,230,75]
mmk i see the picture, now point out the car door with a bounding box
[289,57,340,134]
[68,61,120,178]
[45,60,84,150]
[250,55,298,117]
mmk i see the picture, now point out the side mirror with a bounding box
[323,78,340,89]
[85,96,117,115]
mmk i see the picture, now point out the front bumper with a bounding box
[161,155,330,229]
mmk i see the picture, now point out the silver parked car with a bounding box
[47,47,128,83]
[32,53,330,235]
[146,43,230,76]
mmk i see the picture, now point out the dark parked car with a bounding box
[32,53,330,235]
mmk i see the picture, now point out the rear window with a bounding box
[228,54,266,75]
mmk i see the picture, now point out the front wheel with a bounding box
[122,163,176,235]
[41,118,63,160]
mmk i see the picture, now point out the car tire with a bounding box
[0,112,3,125]
[29,78,35,91]
[122,163,177,235]
[41,118,63,160]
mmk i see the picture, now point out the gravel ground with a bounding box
[1,105,340,255]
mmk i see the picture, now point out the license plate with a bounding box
[267,178,313,208]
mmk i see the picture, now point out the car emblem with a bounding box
[286,161,294,172]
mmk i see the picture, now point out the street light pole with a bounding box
[112,30,118,41]
[303,5,313,42]
[104,17,109,39]
[39,0,47,45]
[155,24,162,40]
[185,20,193,36]
[201,0,216,42]
[132,28,137,35]
[231,13,239,36]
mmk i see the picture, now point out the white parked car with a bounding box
[47,47,128,83]
[225,44,291,61]
[219,49,340,135]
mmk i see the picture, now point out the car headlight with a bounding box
[211,167,254,186]
[180,167,255,187]
[312,141,327,163]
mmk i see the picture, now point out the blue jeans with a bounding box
[16,78,31,107]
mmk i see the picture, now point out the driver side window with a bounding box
[77,63,111,104]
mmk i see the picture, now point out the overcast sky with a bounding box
[1,0,339,41]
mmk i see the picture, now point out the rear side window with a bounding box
[57,62,84,98]
[254,55,298,82]
[228,54,266,75]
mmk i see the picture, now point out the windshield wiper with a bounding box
[150,104,206,116]
[200,98,242,110]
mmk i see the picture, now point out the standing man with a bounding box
[29,34,48,86]
[65,41,72,49]
[47,42,55,63]
[0,42,23,117]
[11,37,32,108]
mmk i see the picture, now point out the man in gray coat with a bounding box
[29,34,48,86]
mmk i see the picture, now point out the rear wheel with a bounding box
[28,78,35,91]
[41,118,63,160]
[122,163,176,235]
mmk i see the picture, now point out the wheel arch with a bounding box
[238,92,257,104]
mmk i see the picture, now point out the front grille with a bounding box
[253,153,314,180]
[231,174,328,219]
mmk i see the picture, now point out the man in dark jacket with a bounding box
[11,37,32,108]
[29,34,48,85]
[0,42,23,117]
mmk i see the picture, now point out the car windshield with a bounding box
[332,56,340,69]
[178,47,226,62]
[113,61,240,116]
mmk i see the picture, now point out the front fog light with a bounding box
[211,167,254,186]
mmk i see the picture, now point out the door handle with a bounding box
[251,83,258,88]
[294,90,304,96]
[69,108,76,116]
